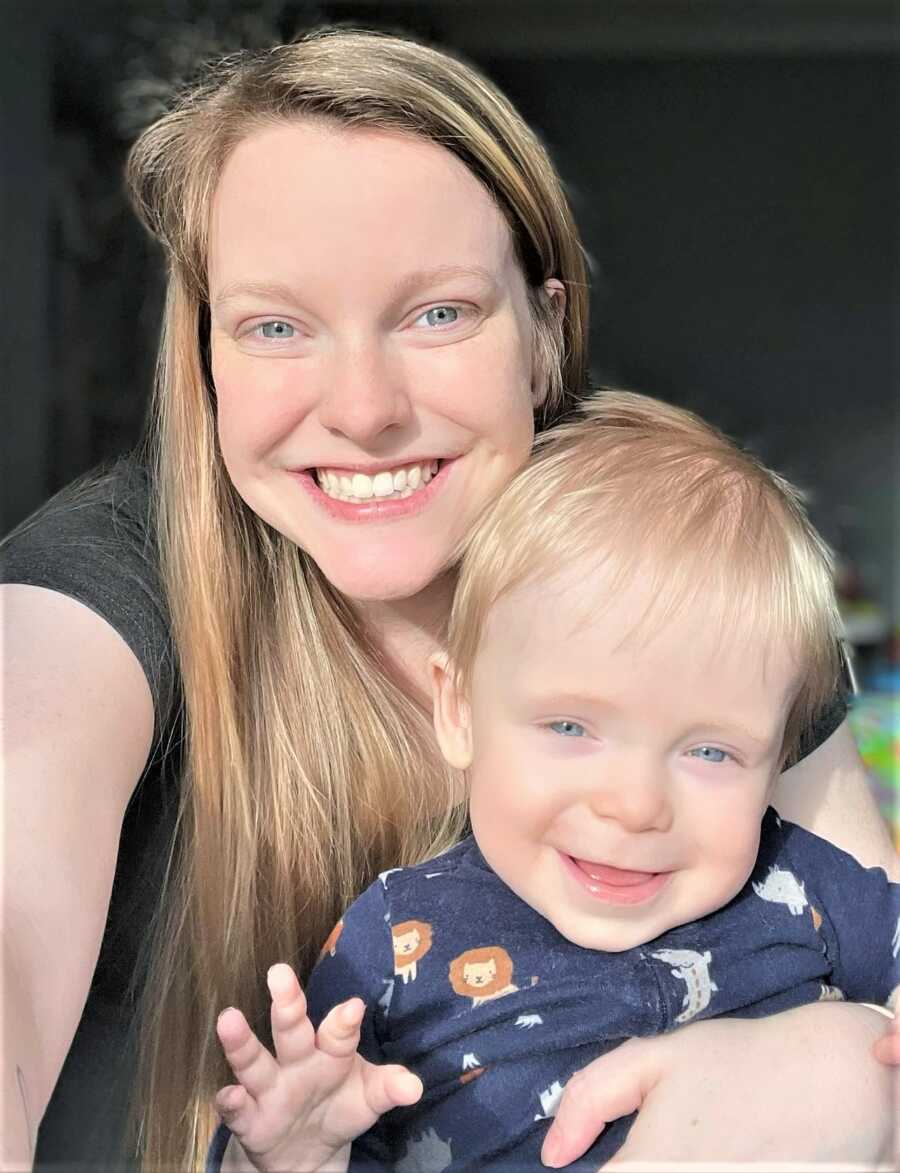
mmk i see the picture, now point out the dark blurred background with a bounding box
[2,1,897,684]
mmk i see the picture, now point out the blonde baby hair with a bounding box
[448,390,842,764]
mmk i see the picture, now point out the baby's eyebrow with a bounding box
[686,722,775,750]
[525,689,778,750]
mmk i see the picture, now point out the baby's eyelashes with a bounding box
[686,745,733,764]
[548,720,587,738]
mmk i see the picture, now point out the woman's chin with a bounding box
[316,552,450,605]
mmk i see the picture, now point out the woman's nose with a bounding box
[585,754,673,834]
[317,338,412,444]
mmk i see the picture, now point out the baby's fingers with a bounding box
[216,1006,280,1100]
[873,1012,900,1066]
[267,962,315,1066]
[314,997,366,1059]
[360,1063,423,1118]
[214,1083,255,1136]
[541,1038,659,1168]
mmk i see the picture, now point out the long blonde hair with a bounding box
[126,27,589,1168]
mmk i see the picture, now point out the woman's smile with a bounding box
[290,457,457,523]
[209,121,542,601]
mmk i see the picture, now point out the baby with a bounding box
[209,392,899,1172]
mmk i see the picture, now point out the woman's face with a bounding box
[208,120,555,602]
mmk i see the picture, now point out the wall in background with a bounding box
[3,0,896,622]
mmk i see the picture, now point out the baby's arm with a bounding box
[215,963,421,1173]
[780,817,900,1005]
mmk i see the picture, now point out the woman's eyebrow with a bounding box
[386,264,499,300]
[212,280,303,311]
[212,265,499,312]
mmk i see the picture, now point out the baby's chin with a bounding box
[549,914,675,954]
[540,889,714,954]
[547,876,755,954]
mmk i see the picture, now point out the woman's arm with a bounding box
[773,718,896,876]
[542,720,897,1169]
[543,1002,894,1168]
[1,585,154,1167]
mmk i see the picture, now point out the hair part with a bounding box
[448,390,842,765]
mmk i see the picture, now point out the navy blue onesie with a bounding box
[208,808,898,1170]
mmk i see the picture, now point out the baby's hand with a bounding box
[873,1007,899,1065]
[215,962,422,1172]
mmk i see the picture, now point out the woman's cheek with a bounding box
[214,352,314,468]
[434,316,535,437]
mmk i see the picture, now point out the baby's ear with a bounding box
[429,651,473,770]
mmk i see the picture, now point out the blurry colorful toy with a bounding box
[846,630,900,847]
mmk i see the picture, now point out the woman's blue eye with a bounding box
[549,720,585,738]
[258,321,295,339]
[419,306,459,327]
[688,746,730,763]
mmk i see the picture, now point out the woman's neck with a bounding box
[353,572,456,708]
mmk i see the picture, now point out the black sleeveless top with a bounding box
[0,455,849,1168]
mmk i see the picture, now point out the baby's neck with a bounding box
[353,571,456,708]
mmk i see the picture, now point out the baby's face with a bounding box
[449,562,798,952]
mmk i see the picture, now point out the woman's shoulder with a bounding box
[3,452,156,551]
[1,453,178,731]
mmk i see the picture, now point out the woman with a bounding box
[2,27,894,1172]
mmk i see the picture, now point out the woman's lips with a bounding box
[560,851,672,906]
[290,458,455,523]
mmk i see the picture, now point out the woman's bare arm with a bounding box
[543,1001,894,1168]
[1,585,154,1167]
[541,717,898,1168]
[773,718,896,876]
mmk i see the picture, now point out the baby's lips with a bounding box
[569,858,659,887]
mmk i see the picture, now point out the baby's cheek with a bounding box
[723,823,766,893]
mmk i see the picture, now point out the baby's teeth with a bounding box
[407,466,421,489]
[393,468,407,492]
[372,471,394,498]
[351,473,374,499]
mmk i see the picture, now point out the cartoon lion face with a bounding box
[448,946,515,998]
[463,959,496,987]
[392,920,433,966]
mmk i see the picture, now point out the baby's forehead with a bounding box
[476,556,794,673]
[477,555,644,642]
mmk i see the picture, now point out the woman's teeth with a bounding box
[315,460,440,502]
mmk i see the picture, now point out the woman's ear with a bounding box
[532,278,567,407]
[429,652,473,770]
[543,277,566,315]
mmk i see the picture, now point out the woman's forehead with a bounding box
[207,120,518,297]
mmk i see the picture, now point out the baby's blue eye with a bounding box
[688,746,730,763]
[549,720,585,738]
[419,306,459,327]
[259,321,295,339]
